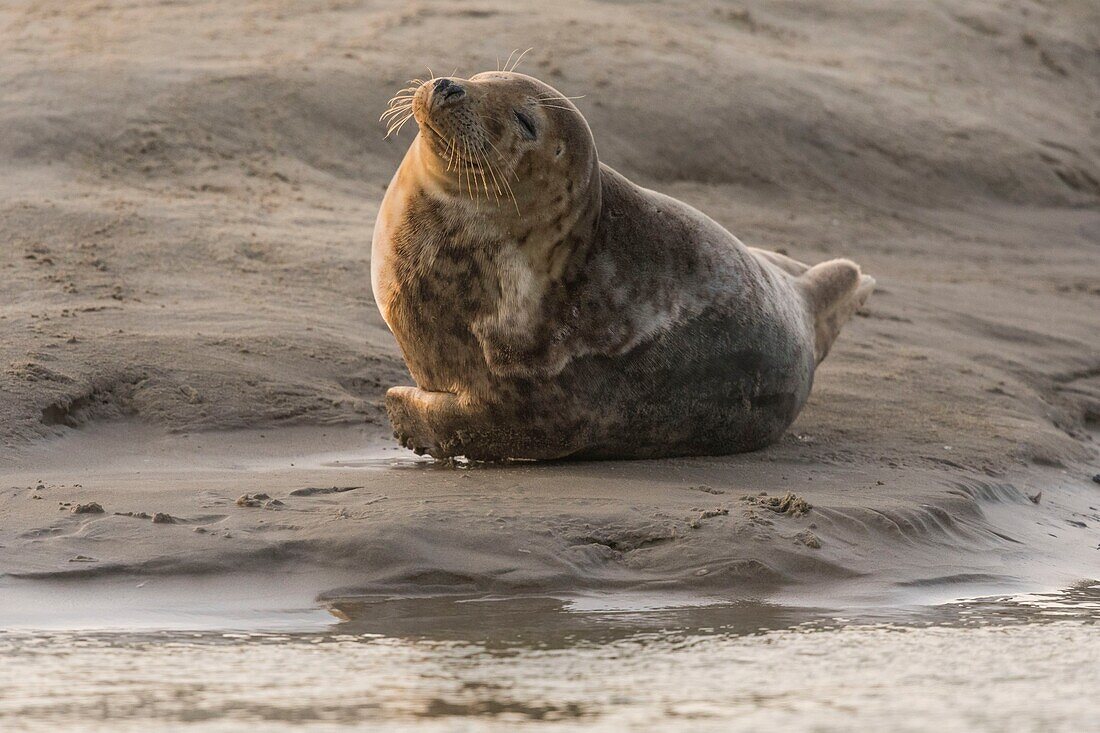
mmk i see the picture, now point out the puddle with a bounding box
[0,573,337,632]
[2,422,433,475]
[316,456,432,469]
[0,582,1096,731]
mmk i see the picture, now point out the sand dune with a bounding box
[1,1,1098,601]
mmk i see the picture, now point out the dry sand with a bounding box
[1,0,1099,607]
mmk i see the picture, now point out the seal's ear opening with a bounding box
[514,110,537,140]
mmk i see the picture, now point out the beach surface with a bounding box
[2,0,1099,607]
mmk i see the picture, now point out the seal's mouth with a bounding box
[412,82,484,167]
[412,77,467,127]
[420,118,448,148]
[417,114,472,165]
[381,76,467,141]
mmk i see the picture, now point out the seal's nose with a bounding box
[432,78,466,106]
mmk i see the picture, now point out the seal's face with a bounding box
[401,71,598,213]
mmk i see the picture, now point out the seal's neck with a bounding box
[410,134,602,275]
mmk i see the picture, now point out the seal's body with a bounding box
[372,71,873,460]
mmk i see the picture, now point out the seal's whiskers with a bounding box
[482,135,522,214]
[477,147,504,202]
[471,147,492,202]
[447,136,459,172]
[506,47,533,73]
[477,149,499,203]
[535,103,584,116]
[383,107,415,138]
[381,81,422,139]
[537,92,585,102]
[380,105,412,124]
[380,97,413,118]
[462,140,476,202]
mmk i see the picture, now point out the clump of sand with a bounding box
[743,492,813,518]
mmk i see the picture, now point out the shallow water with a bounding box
[2,584,1098,732]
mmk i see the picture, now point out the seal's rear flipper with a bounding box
[749,247,812,277]
[799,258,875,364]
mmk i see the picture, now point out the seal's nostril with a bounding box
[433,78,466,104]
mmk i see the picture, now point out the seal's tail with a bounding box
[798,258,875,364]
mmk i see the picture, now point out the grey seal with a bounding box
[371,71,873,460]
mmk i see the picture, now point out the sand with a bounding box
[1,0,1099,607]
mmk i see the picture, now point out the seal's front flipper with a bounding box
[799,258,874,364]
[385,386,473,459]
[385,386,589,461]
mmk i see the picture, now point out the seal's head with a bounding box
[385,71,600,226]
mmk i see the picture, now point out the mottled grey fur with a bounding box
[373,72,872,460]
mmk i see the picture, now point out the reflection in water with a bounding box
[0,583,1096,731]
[326,594,832,648]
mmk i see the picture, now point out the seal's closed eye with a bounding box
[514,110,537,140]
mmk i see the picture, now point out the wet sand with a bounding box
[1,422,1097,606]
[2,585,1098,731]
[2,1,1100,606]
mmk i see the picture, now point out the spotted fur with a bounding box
[371,71,873,459]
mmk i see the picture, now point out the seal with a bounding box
[371,70,874,460]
